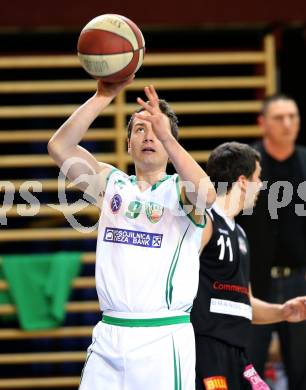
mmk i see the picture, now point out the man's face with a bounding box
[259,99,300,146]
[127,110,169,170]
[243,161,262,210]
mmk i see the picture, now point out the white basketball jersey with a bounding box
[95,169,203,313]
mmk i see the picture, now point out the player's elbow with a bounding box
[47,138,64,167]
[197,177,216,209]
[47,138,58,159]
[205,187,216,208]
[193,187,216,210]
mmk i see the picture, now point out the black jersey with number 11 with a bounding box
[191,205,252,348]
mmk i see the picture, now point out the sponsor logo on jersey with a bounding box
[110,194,122,213]
[103,227,163,248]
[145,201,164,223]
[238,236,247,254]
[203,376,228,389]
[213,281,249,296]
[210,298,252,320]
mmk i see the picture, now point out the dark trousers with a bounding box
[195,335,253,390]
[247,268,306,390]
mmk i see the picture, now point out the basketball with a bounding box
[77,14,145,82]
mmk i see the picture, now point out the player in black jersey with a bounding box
[191,142,306,390]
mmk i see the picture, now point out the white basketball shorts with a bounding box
[79,311,196,390]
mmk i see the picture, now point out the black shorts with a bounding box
[195,335,254,390]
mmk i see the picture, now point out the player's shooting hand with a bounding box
[282,296,306,322]
[96,75,134,98]
[135,85,173,143]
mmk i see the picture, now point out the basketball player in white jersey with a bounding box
[48,79,216,390]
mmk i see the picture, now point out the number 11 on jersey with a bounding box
[217,235,233,262]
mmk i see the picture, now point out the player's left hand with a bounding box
[282,296,306,322]
[135,85,173,143]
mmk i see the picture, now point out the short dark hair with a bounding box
[127,99,179,140]
[260,93,297,116]
[207,142,260,194]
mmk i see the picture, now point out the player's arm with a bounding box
[48,78,133,197]
[135,85,216,210]
[164,138,216,209]
[200,214,213,253]
[250,285,306,324]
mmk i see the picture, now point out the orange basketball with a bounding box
[77,14,145,82]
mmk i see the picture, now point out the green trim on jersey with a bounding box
[184,305,193,313]
[175,175,206,228]
[101,314,190,327]
[129,175,137,185]
[172,337,182,390]
[151,174,172,191]
[105,167,118,190]
[128,174,172,190]
[166,225,190,309]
